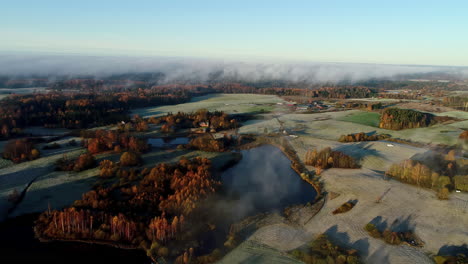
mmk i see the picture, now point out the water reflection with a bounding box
[221,145,316,220]
[148,137,189,148]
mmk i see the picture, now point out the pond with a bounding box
[195,145,318,255]
[1,145,317,262]
[221,144,317,220]
[148,137,189,148]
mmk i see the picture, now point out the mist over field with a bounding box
[1,53,467,84]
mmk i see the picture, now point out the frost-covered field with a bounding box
[240,110,467,146]
[23,126,71,136]
[220,135,466,264]
[436,110,468,119]
[0,87,49,101]
[0,149,85,221]
[132,93,287,118]
[2,143,237,219]
[0,158,13,170]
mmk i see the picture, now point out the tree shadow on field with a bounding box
[335,142,384,161]
[324,225,370,257]
[438,244,468,256]
[367,246,390,264]
[369,215,417,233]
[389,215,416,232]
[369,216,388,231]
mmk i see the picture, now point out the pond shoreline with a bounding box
[5,138,323,264]
[238,135,322,199]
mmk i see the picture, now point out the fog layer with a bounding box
[0,53,467,83]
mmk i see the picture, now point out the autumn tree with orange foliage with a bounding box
[305,147,359,170]
[2,138,40,163]
[55,153,96,172]
[153,109,238,134]
[120,151,142,167]
[35,156,221,261]
[82,129,149,154]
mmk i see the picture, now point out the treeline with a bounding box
[187,134,253,152]
[153,83,377,99]
[357,80,467,91]
[364,222,423,247]
[150,109,238,133]
[117,116,149,132]
[338,132,390,143]
[309,86,376,99]
[55,153,96,172]
[442,96,468,111]
[336,102,384,110]
[378,92,422,100]
[305,147,359,170]
[2,138,40,163]
[261,86,376,99]
[0,90,190,139]
[385,151,468,197]
[35,157,220,261]
[289,234,361,264]
[81,129,150,154]
[379,108,434,130]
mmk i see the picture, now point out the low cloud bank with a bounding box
[0,53,466,83]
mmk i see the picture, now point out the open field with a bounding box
[1,93,466,263]
[0,148,85,221]
[132,93,287,118]
[227,168,468,264]
[0,158,13,170]
[436,110,468,119]
[337,111,381,127]
[220,137,468,264]
[239,109,467,146]
[395,102,456,113]
[223,96,467,263]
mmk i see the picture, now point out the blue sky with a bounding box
[1,0,467,66]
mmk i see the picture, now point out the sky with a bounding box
[1,0,468,66]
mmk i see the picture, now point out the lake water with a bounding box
[148,137,189,147]
[221,145,317,220]
[1,144,316,262]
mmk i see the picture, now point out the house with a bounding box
[199,122,209,127]
[296,105,309,111]
[190,127,208,134]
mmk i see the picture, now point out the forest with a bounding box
[81,129,150,154]
[378,108,435,130]
[0,89,190,139]
[442,96,468,111]
[150,109,238,134]
[186,134,252,152]
[35,157,224,262]
[2,138,40,163]
[335,102,384,110]
[385,151,468,197]
[305,147,359,171]
[338,132,390,143]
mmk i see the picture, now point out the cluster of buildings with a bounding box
[289,101,330,112]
